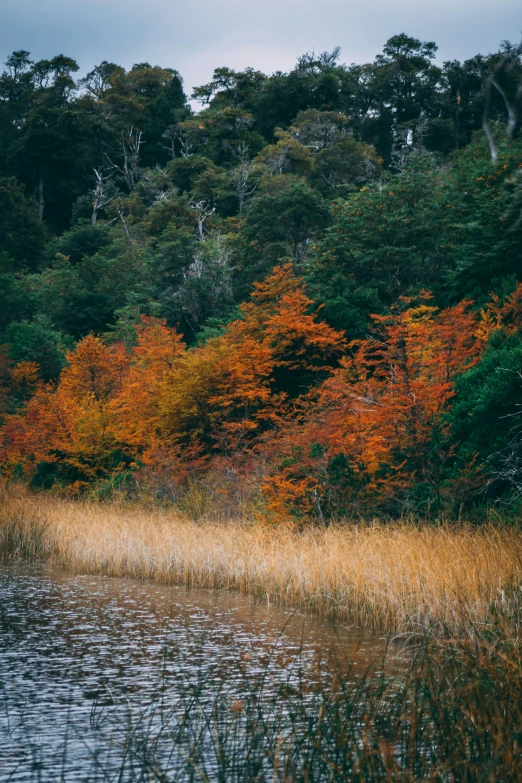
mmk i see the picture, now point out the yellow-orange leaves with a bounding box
[1,267,345,487]
[158,266,344,454]
[0,321,183,484]
[112,317,185,451]
[263,297,481,519]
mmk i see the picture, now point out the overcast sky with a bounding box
[1,0,521,103]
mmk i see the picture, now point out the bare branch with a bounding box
[482,39,522,162]
[91,168,118,225]
[190,200,216,241]
[107,127,145,190]
[162,123,197,159]
[230,142,258,212]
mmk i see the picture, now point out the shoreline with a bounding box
[1,487,521,634]
[2,488,522,779]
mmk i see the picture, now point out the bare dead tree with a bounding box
[162,126,178,160]
[103,198,135,244]
[139,166,178,206]
[191,200,215,241]
[117,203,133,244]
[107,128,145,190]
[152,187,176,206]
[91,168,118,225]
[231,142,258,212]
[174,231,234,339]
[482,40,522,163]
[162,123,198,159]
[121,127,144,189]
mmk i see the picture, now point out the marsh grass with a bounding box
[2,616,521,782]
[2,486,522,780]
[1,486,521,634]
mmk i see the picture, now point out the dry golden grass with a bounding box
[2,487,521,633]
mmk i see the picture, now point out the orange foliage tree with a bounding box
[0,320,184,491]
[0,267,345,493]
[263,296,482,520]
[4,274,508,513]
[476,281,522,341]
[0,335,129,489]
[111,317,185,452]
[157,265,345,456]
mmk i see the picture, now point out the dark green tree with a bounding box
[0,177,45,268]
[448,330,522,502]
[4,314,72,380]
[238,177,330,290]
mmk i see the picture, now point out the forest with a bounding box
[1,33,522,521]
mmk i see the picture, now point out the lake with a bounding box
[0,562,387,782]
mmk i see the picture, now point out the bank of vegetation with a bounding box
[0,37,522,521]
[1,488,520,636]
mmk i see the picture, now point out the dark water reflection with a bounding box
[0,562,386,781]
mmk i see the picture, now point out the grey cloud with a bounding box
[0,0,520,99]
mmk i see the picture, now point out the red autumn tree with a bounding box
[263,296,482,520]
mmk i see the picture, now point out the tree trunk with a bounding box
[38,170,45,222]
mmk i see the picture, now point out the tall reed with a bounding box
[1,487,521,633]
[2,616,521,782]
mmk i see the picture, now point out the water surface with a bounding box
[0,562,386,781]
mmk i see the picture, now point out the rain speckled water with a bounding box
[0,562,386,781]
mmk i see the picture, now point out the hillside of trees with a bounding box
[1,34,522,520]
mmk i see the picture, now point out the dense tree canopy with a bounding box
[1,35,522,518]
